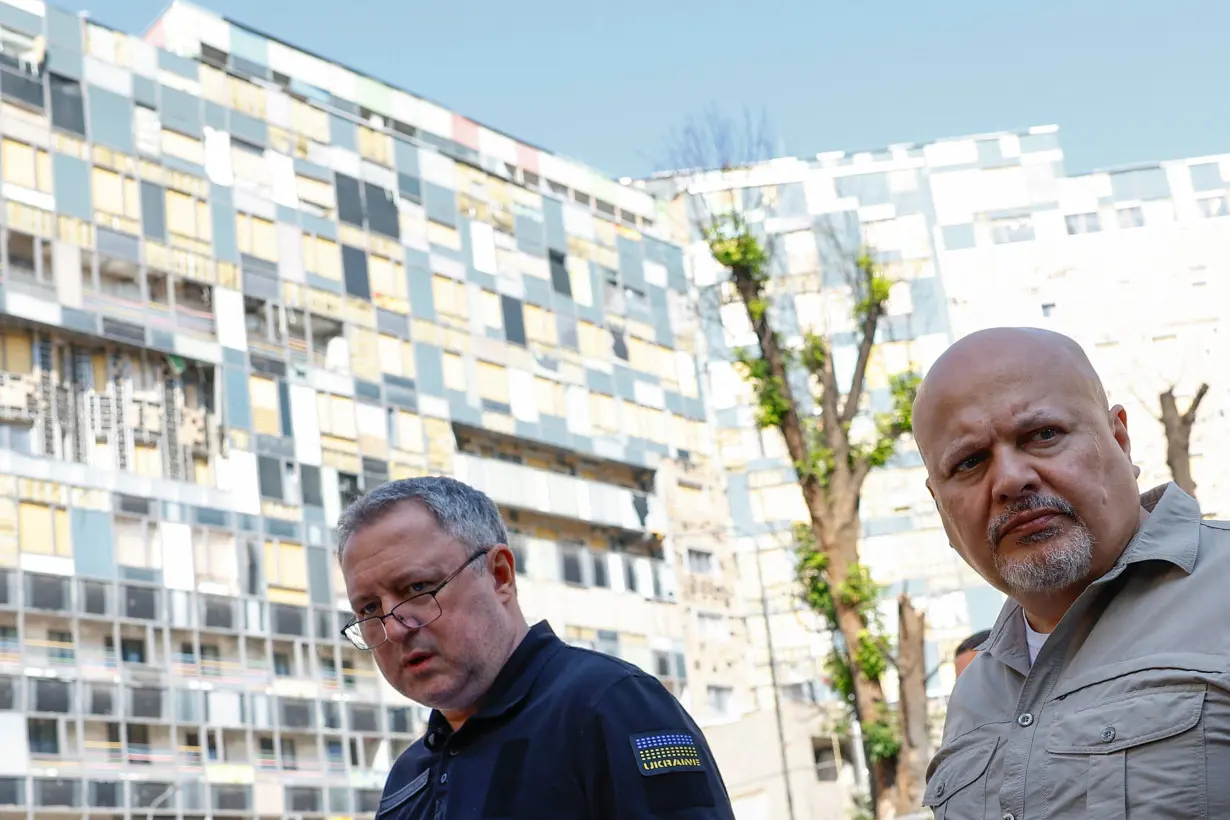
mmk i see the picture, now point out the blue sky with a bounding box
[63,0,1227,179]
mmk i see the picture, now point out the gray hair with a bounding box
[335,476,508,570]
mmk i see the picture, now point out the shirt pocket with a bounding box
[376,768,432,820]
[1044,683,1207,820]
[923,737,998,820]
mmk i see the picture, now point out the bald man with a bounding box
[914,327,1230,820]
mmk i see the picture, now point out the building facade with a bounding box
[0,0,750,816]
[644,122,1230,751]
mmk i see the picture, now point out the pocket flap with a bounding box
[923,738,998,807]
[1046,686,1205,755]
[376,768,429,818]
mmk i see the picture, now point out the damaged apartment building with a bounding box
[0,0,769,817]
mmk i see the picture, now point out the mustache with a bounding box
[988,495,1079,548]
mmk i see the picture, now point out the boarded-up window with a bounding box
[264,541,306,590]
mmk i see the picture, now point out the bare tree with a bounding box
[662,107,929,817]
[1159,383,1209,497]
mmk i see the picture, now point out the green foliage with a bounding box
[857,370,922,469]
[862,708,903,763]
[800,332,828,375]
[704,216,768,281]
[853,253,893,323]
[734,347,791,430]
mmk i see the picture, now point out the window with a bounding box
[432,275,468,322]
[264,541,307,591]
[257,455,285,499]
[548,250,571,296]
[561,548,584,585]
[472,361,507,409]
[166,190,212,241]
[1198,196,1228,219]
[591,553,609,588]
[5,230,39,281]
[309,315,346,370]
[115,517,161,569]
[341,245,370,299]
[1064,212,1100,235]
[174,279,214,331]
[297,174,335,214]
[18,502,71,557]
[47,630,73,663]
[623,555,639,593]
[524,304,557,346]
[92,166,141,220]
[501,296,526,346]
[369,254,406,300]
[291,99,329,142]
[228,75,265,118]
[161,129,205,165]
[687,549,715,575]
[1041,302,1056,318]
[48,75,85,136]
[141,182,167,241]
[98,255,141,302]
[236,213,277,260]
[706,685,734,718]
[28,718,58,756]
[364,181,400,239]
[302,234,341,280]
[1117,206,1145,229]
[990,216,1034,244]
[249,376,282,436]
[1,137,50,192]
[335,173,364,227]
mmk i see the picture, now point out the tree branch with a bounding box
[1184,383,1210,425]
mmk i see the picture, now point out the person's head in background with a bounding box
[954,629,992,678]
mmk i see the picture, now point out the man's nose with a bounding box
[990,447,1042,504]
[382,608,418,643]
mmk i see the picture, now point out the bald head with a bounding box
[914,328,1107,464]
[913,327,1142,626]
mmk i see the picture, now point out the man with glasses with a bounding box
[337,476,735,819]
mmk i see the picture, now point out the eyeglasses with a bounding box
[341,548,492,651]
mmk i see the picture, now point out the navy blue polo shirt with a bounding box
[375,620,736,819]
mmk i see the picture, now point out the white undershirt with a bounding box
[1023,611,1050,665]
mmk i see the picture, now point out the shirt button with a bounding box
[439,772,448,784]
[934,782,945,797]
[1101,726,1116,743]
[1017,713,1034,727]
[1003,814,1015,820]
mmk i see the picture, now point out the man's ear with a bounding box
[1109,404,1132,463]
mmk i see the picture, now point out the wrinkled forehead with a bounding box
[916,351,1087,459]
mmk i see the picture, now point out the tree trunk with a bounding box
[814,512,898,814]
[1159,384,1208,498]
[894,594,929,814]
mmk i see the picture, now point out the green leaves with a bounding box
[704,216,768,281]
[853,253,893,323]
[734,348,791,429]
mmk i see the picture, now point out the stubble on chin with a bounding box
[994,523,1095,595]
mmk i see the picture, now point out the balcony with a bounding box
[0,373,37,423]
[452,452,663,532]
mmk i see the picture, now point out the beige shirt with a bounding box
[925,483,1230,820]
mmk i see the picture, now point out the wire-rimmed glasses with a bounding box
[340,548,491,650]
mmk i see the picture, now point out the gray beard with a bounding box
[994,523,1094,594]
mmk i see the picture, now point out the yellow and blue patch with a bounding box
[630,730,705,777]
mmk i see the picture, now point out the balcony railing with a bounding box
[452,452,663,532]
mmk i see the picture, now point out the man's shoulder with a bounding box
[384,735,432,795]
[548,643,658,696]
